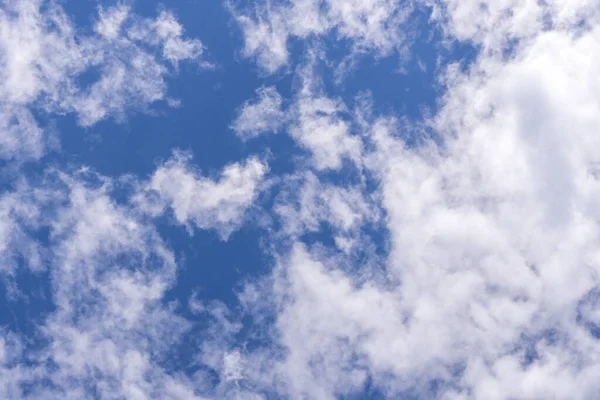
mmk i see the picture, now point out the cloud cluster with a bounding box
[2,0,600,399]
[229,0,414,73]
[428,0,598,52]
[0,150,267,398]
[0,0,204,162]
[222,1,600,399]
[232,58,362,170]
[0,2,270,398]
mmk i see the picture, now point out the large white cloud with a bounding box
[0,170,191,399]
[219,2,600,399]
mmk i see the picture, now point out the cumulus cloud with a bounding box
[0,0,205,162]
[0,107,46,163]
[0,2,271,399]
[231,86,286,139]
[232,59,364,170]
[428,0,599,53]
[290,92,361,170]
[215,2,600,399]
[4,0,600,399]
[64,4,205,126]
[0,180,46,285]
[134,151,269,238]
[274,171,378,250]
[37,173,189,399]
[0,169,190,399]
[0,152,267,398]
[229,0,414,73]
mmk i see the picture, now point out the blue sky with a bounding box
[1,0,600,399]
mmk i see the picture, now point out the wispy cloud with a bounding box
[229,0,414,73]
[0,0,205,162]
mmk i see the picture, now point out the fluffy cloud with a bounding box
[274,171,378,254]
[0,2,264,399]
[72,6,204,126]
[218,3,600,399]
[0,169,188,398]
[3,0,600,399]
[231,86,286,139]
[230,0,414,73]
[0,152,267,398]
[0,0,204,162]
[232,60,363,170]
[428,0,599,52]
[36,173,188,399]
[135,151,268,238]
[0,179,46,291]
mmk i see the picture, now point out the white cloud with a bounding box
[0,0,85,104]
[230,0,413,73]
[0,0,205,162]
[0,153,268,398]
[0,330,26,399]
[45,244,193,396]
[135,151,269,239]
[286,57,364,170]
[232,66,363,171]
[221,4,600,399]
[0,180,47,286]
[291,93,361,170]
[0,107,46,162]
[70,5,205,126]
[274,172,377,243]
[152,11,205,64]
[3,1,600,399]
[231,86,286,139]
[0,2,267,399]
[428,0,599,53]
[0,169,197,399]
[222,350,244,382]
